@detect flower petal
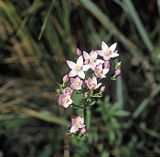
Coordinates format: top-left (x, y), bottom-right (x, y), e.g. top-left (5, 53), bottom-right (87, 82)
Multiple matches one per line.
top-left (90, 51), bottom-right (97, 60)
top-left (110, 51), bottom-right (119, 58)
top-left (95, 83), bottom-right (102, 89)
top-left (69, 70), bottom-right (77, 77)
top-left (101, 41), bottom-right (108, 51)
top-left (72, 118), bottom-right (76, 126)
top-left (110, 43), bottom-right (117, 52)
top-left (80, 117), bottom-right (84, 125)
top-left (97, 50), bottom-right (104, 57)
top-left (70, 125), bottom-right (79, 133)
top-left (83, 65), bottom-right (90, 71)
top-left (66, 60), bottom-right (76, 69)
top-left (95, 59), bottom-right (104, 65)
top-left (78, 71), bottom-right (85, 79)
top-left (103, 55), bottom-right (110, 61)
top-left (83, 51), bottom-right (90, 61)
top-left (77, 55), bottom-right (83, 66)
top-left (103, 68), bottom-right (109, 75)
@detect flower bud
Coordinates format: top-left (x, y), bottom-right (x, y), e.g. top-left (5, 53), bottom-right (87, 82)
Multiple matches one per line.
top-left (80, 127), bottom-right (86, 134)
top-left (63, 75), bottom-right (69, 83)
top-left (100, 86), bottom-right (105, 93)
top-left (76, 48), bottom-right (81, 56)
top-left (84, 92), bottom-right (89, 98)
top-left (115, 69), bottom-right (121, 77)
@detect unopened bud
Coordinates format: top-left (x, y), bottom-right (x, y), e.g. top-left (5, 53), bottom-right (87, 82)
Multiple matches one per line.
top-left (76, 48), bottom-right (81, 56)
top-left (63, 75), bottom-right (69, 83)
top-left (80, 127), bottom-right (86, 134)
top-left (84, 92), bottom-right (89, 98)
top-left (100, 86), bottom-right (105, 93)
top-left (115, 69), bottom-right (121, 77)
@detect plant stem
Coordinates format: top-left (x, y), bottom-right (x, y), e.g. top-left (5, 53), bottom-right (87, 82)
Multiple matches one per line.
top-left (84, 104), bottom-right (87, 126)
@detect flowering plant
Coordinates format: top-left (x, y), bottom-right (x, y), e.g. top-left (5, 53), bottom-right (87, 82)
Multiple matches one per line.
top-left (57, 41), bottom-right (121, 137)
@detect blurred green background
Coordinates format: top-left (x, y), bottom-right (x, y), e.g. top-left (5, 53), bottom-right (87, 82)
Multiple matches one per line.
top-left (0, 0), bottom-right (160, 156)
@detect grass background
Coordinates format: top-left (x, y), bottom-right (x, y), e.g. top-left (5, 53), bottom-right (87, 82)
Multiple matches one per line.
top-left (0, 0), bottom-right (160, 156)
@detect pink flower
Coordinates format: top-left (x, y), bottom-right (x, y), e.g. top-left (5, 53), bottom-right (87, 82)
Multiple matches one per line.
top-left (94, 63), bottom-right (109, 78)
top-left (70, 77), bottom-right (83, 90)
top-left (58, 94), bottom-right (73, 108)
top-left (63, 75), bottom-right (69, 83)
top-left (70, 116), bottom-right (85, 133)
top-left (98, 41), bottom-right (119, 60)
top-left (85, 76), bottom-right (101, 90)
top-left (83, 51), bottom-right (104, 70)
top-left (63, 87), bottom-right (73, 96)
top-left (66, 55), bottom-right (90, 79)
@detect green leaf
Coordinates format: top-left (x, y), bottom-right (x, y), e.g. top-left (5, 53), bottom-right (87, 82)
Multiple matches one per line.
top-left (71, 91), bottom-right (84, 106)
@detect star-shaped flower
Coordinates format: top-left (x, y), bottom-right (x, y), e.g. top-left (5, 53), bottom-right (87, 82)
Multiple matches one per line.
top-left (67, 55), bottom-right (90, 79)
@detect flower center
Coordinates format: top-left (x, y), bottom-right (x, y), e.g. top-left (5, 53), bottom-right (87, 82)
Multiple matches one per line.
top-left (97, 68), bottom-right (102, 76)
top-left (76, 120), bottom-right (81, 127)
top-left (75, 81), bottom-right (80, 87)
top-left (65, 89), bottom-right (70, 94)
top-left (105, 48), bottom-right (110, 56)
top-left (63, 97), bottom-right (69, 104)
top-left (76, 65), bottom-right (82, 71)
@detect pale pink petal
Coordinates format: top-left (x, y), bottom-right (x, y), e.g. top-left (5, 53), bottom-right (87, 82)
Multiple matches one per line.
top-left (93, 77), bottom-right (97, 84)
top-left (70, 125), bottom-right (79, 133)
top-left (63, 99), bottom-right (72, 108)
top-left (101, 41), bottom-right (108, 51)
top-left (109, 43), bottom-right (117, 52)
top-left (78, 71), bottom-right (85, 79)
top-left (103, 68), bottom-right (109, 75)
top-left (83, 64), bottom-right (90, 71)
top-left (103, 55), bottom-right (110, 60)
top-left (91, 64), bottom-right (96, 70)
top-left (83, 51), bottom-right (90, 60)
top-left (95, 83), bottom-right (102, 89)
top-left (66, 60), bottom-right (76, 69)
top-left (77, 55), bottom-right (83, 66)
top-left (80, 117), bottom-right (84, 124)
top-left (110, 51), bottom-right (119, 58)
top-left (95, 59), bottom-right (104, 65)
top-left (90, 51), bottom-right (97, 60)
top-left (97, 50), bottom-right (104, 57)
top-left (72, 118), bottom-right (76, 125)
top-left (69, 70), bottom-right (77, 77)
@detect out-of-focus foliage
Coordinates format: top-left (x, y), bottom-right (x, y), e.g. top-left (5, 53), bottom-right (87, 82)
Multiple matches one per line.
top-left (0, 0), bottom-right (160, 156)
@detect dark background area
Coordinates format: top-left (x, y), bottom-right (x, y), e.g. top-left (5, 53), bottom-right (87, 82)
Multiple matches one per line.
top-left (0, 0), bottom-right (160, 156)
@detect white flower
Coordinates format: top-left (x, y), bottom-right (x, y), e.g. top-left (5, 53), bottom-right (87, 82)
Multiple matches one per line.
top-left (66, 55), bottom-right (90, 79)
top-left (98, 41), bottom-right (119, 60)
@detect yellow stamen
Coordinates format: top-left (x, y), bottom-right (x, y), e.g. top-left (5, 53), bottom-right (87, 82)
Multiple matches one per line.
top-left (76, 120), bottom-right (81, 127)
top-left (63, 98), bottom-right (69, 104)
top-left (105, 48), bottom-right (110, 56)
top-left (76, 65), bottom-right (82, 71)
top-left (97, 68), bottom-right (102, 75)
top-left (65, 89), bottom-right (70, 94)
top-left (75, 81), bottom-right (80, 87)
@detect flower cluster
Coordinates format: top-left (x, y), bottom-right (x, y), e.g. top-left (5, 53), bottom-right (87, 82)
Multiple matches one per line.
top-left (57, 41), bottom-right (121, 135)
